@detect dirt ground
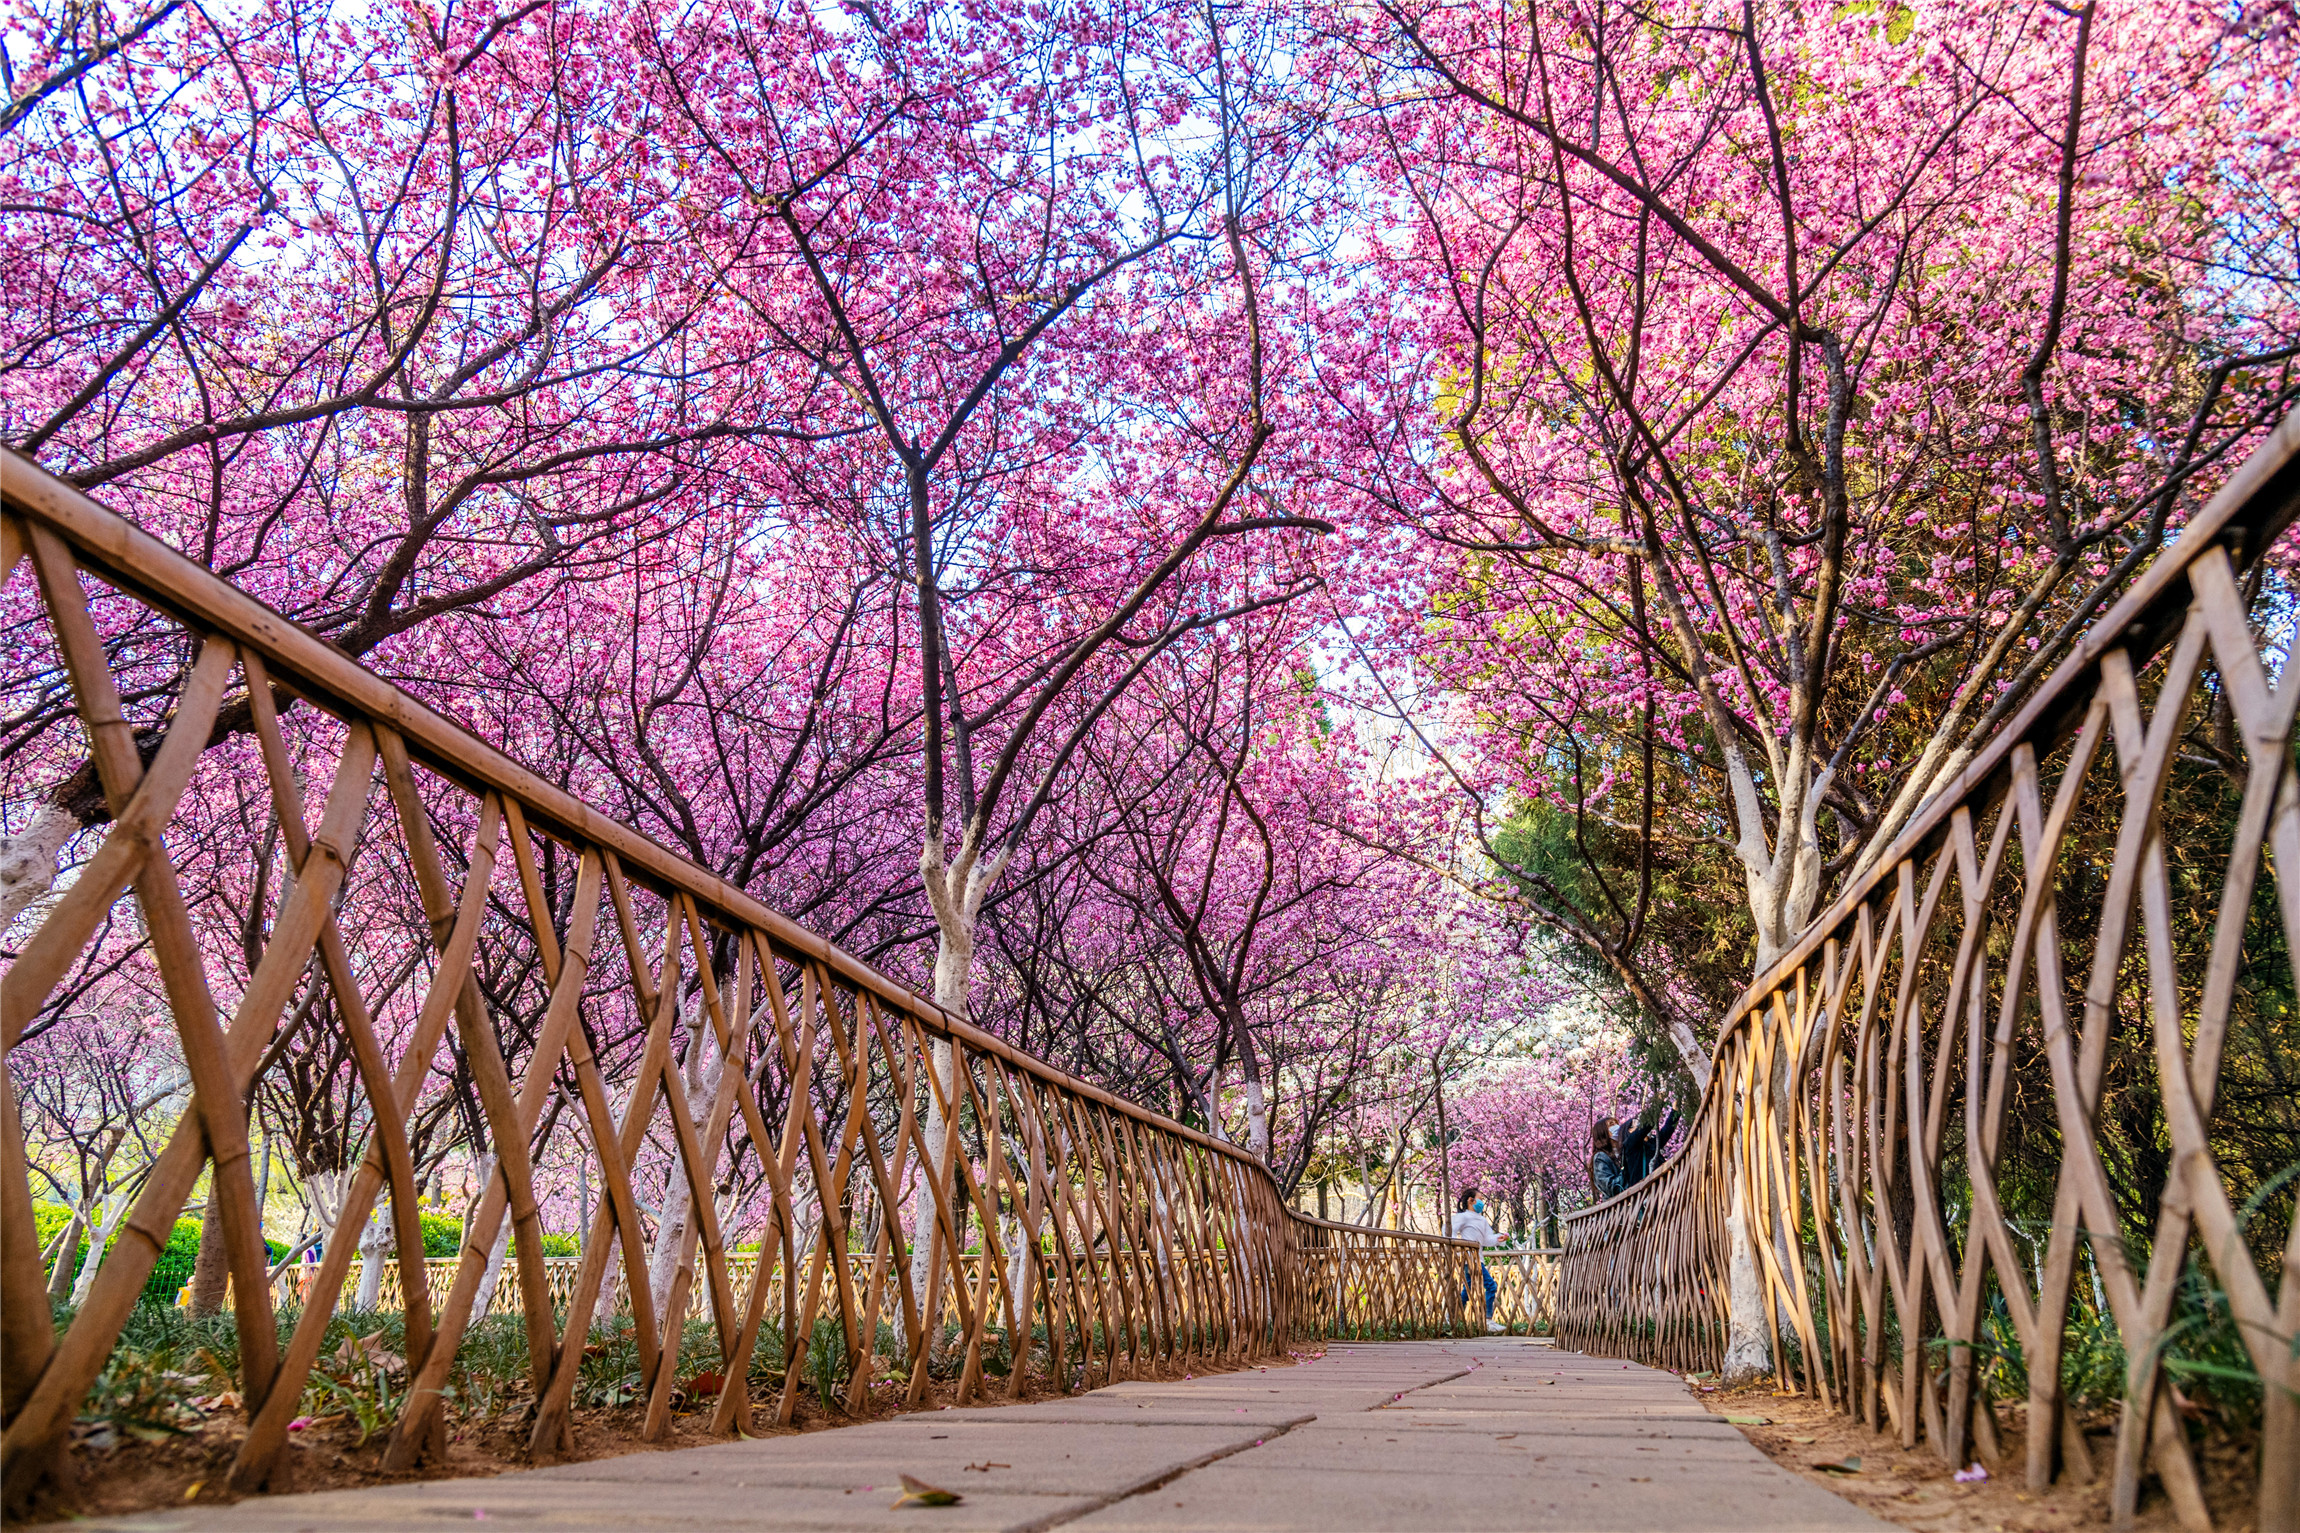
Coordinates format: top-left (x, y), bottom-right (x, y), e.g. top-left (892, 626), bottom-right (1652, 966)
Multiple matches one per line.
top-left (1699, 1379), bottom-right (2260, 1533)
top-left (16, 1345), bottom-right (1324, 1525)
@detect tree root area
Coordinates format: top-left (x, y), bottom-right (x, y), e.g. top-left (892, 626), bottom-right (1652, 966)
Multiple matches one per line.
top-left (1702, 1381), bottom-right (2260, 1532)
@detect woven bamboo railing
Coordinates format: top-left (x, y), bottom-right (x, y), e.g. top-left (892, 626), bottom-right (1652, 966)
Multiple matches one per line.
top-left (1483, 1248), bottom-right (1559, 1334)
top-left (1559, 405), bottom-right (2300, 1532)
top-left (0, 446), bottom-right (1475, 1502)
top-left (258, 1245), bottom-right (1559, 1333)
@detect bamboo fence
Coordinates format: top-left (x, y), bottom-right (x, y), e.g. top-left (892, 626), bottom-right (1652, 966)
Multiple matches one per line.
top-left (0, 446), bottom-right (1477, 1501)
top-left (1558, 406), bottom-right (2300, 1532)
top-left (260, 1246), bottom-right (1559, 1333)
top-left (1483, 1249), bottom-right (1559, 1335)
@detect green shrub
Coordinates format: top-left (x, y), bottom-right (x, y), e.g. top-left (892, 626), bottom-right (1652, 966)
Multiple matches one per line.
top-left (392, 1210), bottom-right (572, 1259)
top-left (36, 1205), bottom-right (285, 1306)
top-left (59, 1304), bottom-right (747, 1445)
top-left (147, 1217), bottom-right (203, 1305)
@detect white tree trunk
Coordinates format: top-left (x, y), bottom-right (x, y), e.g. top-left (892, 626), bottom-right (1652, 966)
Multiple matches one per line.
top-left (1666, 1018), bottom-right (1712, 1091)
top-left (1242, 1075), bottom-right (1269, 1163)
top-left (1731, 747), bottom-right (1832, 976)
top-left (1721, 1171), bottom-right (1771, 1383)
top-left (352, 1201), bottom-right (391, 1309)
top-left (1001, 1211), bottom-right (1027, 1327)
top-left (908, 824), bottom-right (1014, 1362)
top-left (907, 933), bottom-right (971, 1348)
top-left (0, 800), bottom-right (75, 937)
top-left (306, 1166), bottom-right (352, 1250)
top-left (45, 1205), bottom-right (86, 1301)
top-left (599, 1231), bottom-right (625, 1320)
top-left (461, 1152), bottom-right (516, 1319)
top-left (471, 1214), bottom-right (514, 1319)
top-left (649, 993), bottom-right (723, 1315)
top-left (69, 1185), bottom-right (138, 1305)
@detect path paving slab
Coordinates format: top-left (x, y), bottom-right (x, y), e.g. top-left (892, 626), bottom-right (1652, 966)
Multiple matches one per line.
top-left (1239, 1424), bottom-right (1761, 1471)
top-left (68, 1339), bottom-right (1892, 1532)
top-left (514, 1418), bottom-right (1274, 1496)
top-left (1062, 1458), bottom-right (1876, 1532)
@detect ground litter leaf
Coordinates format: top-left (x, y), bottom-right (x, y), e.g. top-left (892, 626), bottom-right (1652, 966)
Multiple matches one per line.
top-left (892, 1474), bottom-right (963, 1508)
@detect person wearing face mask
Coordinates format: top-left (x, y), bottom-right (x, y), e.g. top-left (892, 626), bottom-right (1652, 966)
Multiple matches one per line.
top-left (1591, 1119), bottom-right (1625, 1200)
top-left (1451, 1187), bottom-right (1504, 1333)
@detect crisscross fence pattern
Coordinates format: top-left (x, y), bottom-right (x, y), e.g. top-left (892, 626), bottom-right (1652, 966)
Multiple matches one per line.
top-left (263, 1252), bottom-right (979, 1321)
top-left (1559, 406), bottom-right (2300, 1531)
top-left (275, 1241), bottom-right (1488, 1340)
top-left (0, 447), bottom-right (1472, 1501)
top-left (1291, 1218), bottom-right (1492, 1339)
top-left (1483, 1249), bottom-right (1560, 1335)
top-left (264, 1237), bottom-right (1505, 1338)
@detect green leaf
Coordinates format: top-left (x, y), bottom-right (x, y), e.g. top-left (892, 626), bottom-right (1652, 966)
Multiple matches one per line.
top-left (891, 1473), bottom-right (963, 1508)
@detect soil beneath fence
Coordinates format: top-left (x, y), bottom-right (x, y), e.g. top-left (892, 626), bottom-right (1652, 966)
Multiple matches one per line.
top-left (17, 1345), bottom-right (1323, 1525)
top-left (1702, 1379), bottom-right (2261, 1533)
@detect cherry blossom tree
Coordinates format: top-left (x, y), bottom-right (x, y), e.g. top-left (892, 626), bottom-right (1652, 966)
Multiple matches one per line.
top-left (0, 0), bottom-right (800, 925)
top-left (1075, 624), bottom-right (1404, 1162)
top-left (1444, 1046), bottom-right (1634, 1243)
top-left (1321, 0), bottom-right (2300, 1377)
top-left (608, 0), bottom-right (1361, 1302)
top-left (1330, 0), bottom-right (2300, 1075)
top-left (13, 1007), bottom-right (187, 1302)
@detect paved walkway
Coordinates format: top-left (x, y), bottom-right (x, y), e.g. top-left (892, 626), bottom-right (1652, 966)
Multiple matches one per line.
top-left (84, 1340), bottom-right (1891, 1532)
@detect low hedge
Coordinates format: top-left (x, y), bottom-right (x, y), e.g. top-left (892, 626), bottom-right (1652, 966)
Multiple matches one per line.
top-left (38, 1203), bottom-right (584, 1306)
top-left (36, 1205), bottom-right (286, 1306)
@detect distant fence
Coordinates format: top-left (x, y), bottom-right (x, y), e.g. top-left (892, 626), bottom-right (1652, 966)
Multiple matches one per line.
top-left (0, 445), bottom-right (1473, 1506)
top-left (1560, 409), bottom-right (2300, 1533)
top-left (1484, 1249), bottom-right (1559, 1334)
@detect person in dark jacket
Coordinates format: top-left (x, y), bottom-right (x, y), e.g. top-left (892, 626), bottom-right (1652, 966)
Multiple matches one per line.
top-left (1619, 1103), bottom-right (1681, 1185)
top-left (1590, 1119), bottom-right (1625, 1200)
top-left (1652, 1104), bottom-right (1682, 1171)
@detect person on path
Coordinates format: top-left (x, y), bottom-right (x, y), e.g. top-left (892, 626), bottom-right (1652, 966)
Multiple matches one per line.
top-left (1590, 1120), bottom-right (1625, 1201)
top-left (1620, 1103), bottom-right (1682, 1185)
top-left (1450, 1188), bottom-right (1503, 1333)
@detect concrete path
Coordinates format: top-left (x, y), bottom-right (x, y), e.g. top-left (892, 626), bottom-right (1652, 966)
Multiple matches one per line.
top-left (80, 1341), bottom-right (1893, 1532)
